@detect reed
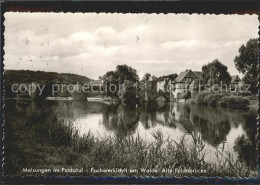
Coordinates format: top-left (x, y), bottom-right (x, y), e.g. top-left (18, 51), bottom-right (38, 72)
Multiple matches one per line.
top-left (39, 119), bottom-right (256, 177)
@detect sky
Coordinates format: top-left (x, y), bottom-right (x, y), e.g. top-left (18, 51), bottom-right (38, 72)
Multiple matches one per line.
top-left (4, 13), bottom-right (258, 79)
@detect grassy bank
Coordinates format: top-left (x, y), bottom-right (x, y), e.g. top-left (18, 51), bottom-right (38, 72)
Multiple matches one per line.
top-left (187, 92), bottom-right (250, 109)
top-left (6, 120), bottom-right (255, 177)
top-left (24, 131), bottom-right (256, 177)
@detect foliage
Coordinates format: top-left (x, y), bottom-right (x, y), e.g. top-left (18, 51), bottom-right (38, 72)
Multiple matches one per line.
top-left (6, 118), bottom-right (256, 177)
top-left (115, 64), bottom-right (139, 83)
top-left (5, 70), bottom-right (91, 84)
top-left (118, 81), bottom-right (139, 107)
top-left (234, 134), bottom-right (257, 169)
top-left (141, 73), bottom-right (152, 81)
top-left (102, 71), bottom-right (119, 98)
top-left (218, 95), bottom-right (250, 108)
top-left (4, 70), bottom-right (92, 99)
top-left (138, 73), bottom-right (159, 102)
top-left (234, 39), bottom-right (258, 74)
top-left (234, 38), bottom-right (258, 94)
top-left (202, 93), bottom-right (225, 106)
top-left (195, 92), bottom-right (211, 105)
top-left (102, 65), bottom-right (140, 99)
top-left (143, 81), bottom-right (158, 101)
top-left (193, 92), bottom-right (249, 109)
top-left (202, 59), bottom-right (231, 85)
top-left (151, 75), bottom-right (158, 81)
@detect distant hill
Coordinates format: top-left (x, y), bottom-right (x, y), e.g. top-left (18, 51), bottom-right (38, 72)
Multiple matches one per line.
top-left (4, 70), bottom-right (91, 84)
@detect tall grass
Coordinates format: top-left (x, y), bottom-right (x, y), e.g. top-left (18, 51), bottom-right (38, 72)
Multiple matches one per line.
top-left (33, 118), bottom-right (256, 177)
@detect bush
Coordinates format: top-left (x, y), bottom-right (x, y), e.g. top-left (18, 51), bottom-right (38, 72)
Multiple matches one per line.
top-left (237, 92), bottom-right (252, 97)
top-left (218, 95), bottom-right (249, 108)
top-left (193, 92), bottom-right (249, 109)
top-left (121, 90), bottom-right (137, 106)
top-left (195, 91), bottom-right (209, 105)
top-left (203, 93), bottom-right (225, 106)
top-left (195, 92), bottom-right (223, 105)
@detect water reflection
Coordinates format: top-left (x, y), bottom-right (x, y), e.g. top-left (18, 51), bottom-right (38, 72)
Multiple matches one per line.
top-left (4, 99), bottom-right (257, 175)
top-left (102, 105), bottom-right (140, 136)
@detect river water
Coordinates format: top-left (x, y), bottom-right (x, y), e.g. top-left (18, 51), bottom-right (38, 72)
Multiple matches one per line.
top-left (4, 99), bottom-right (257, 174)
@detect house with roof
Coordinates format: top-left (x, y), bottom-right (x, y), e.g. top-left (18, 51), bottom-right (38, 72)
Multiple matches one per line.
top-left (156, 74), bottom-right (178, 93)
top-left (231, 75), bottom-right (241, 85)
top-left (172, 69), bottom-right (202, 99)
top-left (90, 79), bottom-right (103, 86)
top-left (156, 76), bottom-right (166, 92)
top-left (230, 75), bottom-right (241, 90)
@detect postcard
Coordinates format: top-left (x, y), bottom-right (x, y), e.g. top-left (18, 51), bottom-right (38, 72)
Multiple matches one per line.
top-left (1, 1), bottom-right (259, 183)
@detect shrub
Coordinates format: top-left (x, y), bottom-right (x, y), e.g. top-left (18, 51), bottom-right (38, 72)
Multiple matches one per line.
top-left (121, 90), bottom-right (137, 106)
top-left (237, 92), bottom-right (252, 97)
top-left (194, 92), bottom-right (249, 108)
top-left (203, 93), bottom-right (225, 106)
top-left (218, 95), bottom-right (249, 108)
top-left (195, 91), bottom-right (223, 105)
top-left (195, 91), bottom-right (209, 105)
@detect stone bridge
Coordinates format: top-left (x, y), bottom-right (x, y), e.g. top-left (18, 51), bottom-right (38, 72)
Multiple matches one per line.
top-left (136, 90), bottom-right (171, 102)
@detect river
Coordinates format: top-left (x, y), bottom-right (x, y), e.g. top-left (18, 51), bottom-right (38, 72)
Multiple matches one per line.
top-left (4, 99), bottom-right (257, 174)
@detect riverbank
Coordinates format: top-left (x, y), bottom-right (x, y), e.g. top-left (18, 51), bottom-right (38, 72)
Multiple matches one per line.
top-left (18, 129), bottom-right (256, 177)
top-left (249, 99), bottom-right (258, 108)
top-left (44, 96), bottom-right (118, 103)
top-left (45, 97), bottom-right (73, 101)
top-left (185, 92), bottom-right (254, 109)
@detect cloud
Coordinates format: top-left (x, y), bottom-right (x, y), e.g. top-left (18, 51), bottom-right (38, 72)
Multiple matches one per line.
top-left (3, 13), bottom-right (258, 79)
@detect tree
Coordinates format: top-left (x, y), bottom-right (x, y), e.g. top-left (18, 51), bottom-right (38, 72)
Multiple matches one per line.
top-left (151, 75), bottom-right (158, 81)
top-left (202, 59), bottom-right (231, 85)
top-left (102, 65), bottom-right (140, 99)
top-left (234, 38), bottom-right (258, 94)
top-left (115, 64), bottom-right (139, 83)
top-left (141, 73), bottom-right (151, 81)
top-left (102, 71), bottom-right (119, 98)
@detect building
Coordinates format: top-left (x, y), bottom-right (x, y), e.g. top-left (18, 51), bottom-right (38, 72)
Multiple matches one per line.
top-left (90, 79), bottom-right (103, 86)
top-left (172, 69), bottom-right (202, 99)
top-left (230, 75), bottom-right (241, 90)
top-left (156, 77), bottom-right (166, 92)
top-left (231, 75), bottom-right (241, 85)
top-left (156, 74), bottom-right (178, 93)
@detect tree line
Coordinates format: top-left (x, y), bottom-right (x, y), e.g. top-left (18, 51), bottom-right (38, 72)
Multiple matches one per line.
top-left (5, 70), bottom-right (91, 84)
top-left (4, 38), bottom-right (257, 100)
top-left (101, 38), bottom-right (258, 100)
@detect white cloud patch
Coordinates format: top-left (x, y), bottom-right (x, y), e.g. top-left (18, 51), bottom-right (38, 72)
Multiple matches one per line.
top-left (3, 13), bottom-right (258, 79)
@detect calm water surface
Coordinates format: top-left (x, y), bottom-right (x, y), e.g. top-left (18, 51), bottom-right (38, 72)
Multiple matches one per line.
top-left (5, 99), bottom-right (257, 172)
